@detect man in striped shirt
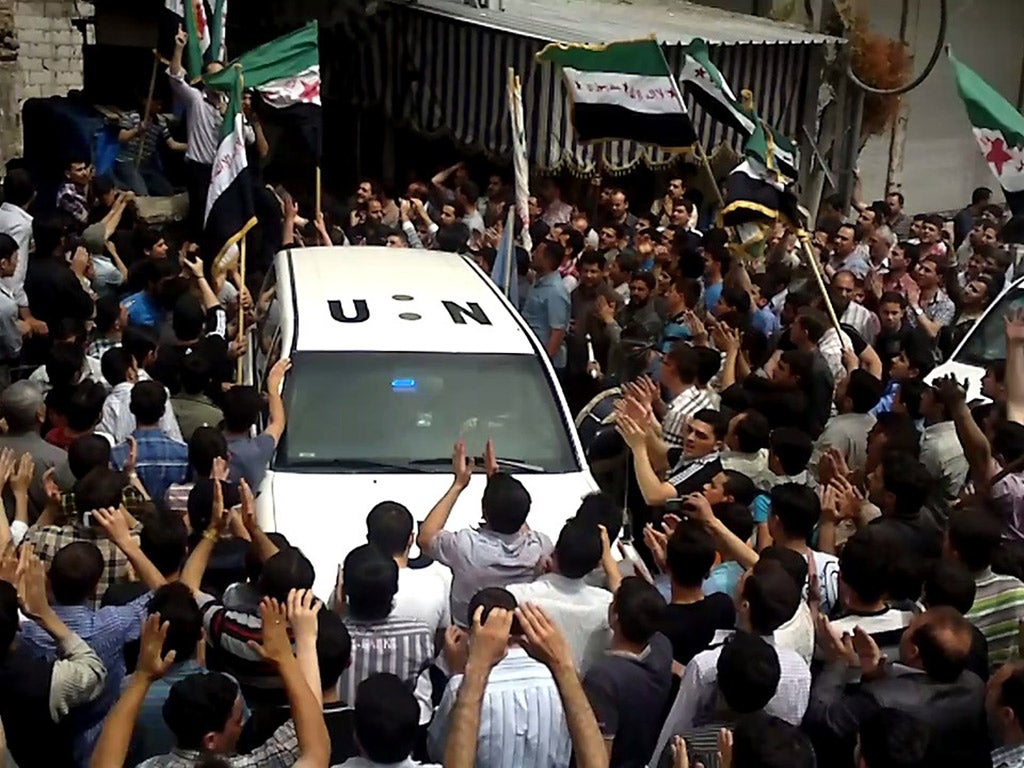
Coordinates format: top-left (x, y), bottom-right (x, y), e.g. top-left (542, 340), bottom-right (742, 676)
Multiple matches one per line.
top-left (428, 588), bottom-right (571, 768)
top-left (660, 343), bottom-right (715, 449)
top-left (337, 544), bottom-right (434, 708)
top-left (948, 506), bottom-right (1024, 669)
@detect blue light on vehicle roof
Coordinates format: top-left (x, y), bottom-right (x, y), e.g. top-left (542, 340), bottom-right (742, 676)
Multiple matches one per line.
top-left (391, 378), bottom-right (417, 392)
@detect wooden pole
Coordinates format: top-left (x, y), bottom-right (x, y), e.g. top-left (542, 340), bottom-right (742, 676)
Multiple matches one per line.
top-left (236, 235), bottom-right (247, 383)
top-left (136, 50), bottom-right (160, 169)
top-left (315, 166), bottom-right (322, 218)
top-left (797, 229), bottom-right (849, 350)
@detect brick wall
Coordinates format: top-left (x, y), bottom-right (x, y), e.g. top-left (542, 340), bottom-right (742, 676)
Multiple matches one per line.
top-left (0, 0), bottom-right (92, 161)
top-left (15, 0), bottom-right (92, 101)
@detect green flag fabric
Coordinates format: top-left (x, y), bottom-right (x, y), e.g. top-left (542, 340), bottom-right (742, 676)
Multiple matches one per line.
top-left (949, 50), bottom-right (1024, 210)
top-left (678, 38), bottom-right (756, 137)
top-left (537, 38), bottom-right (696, 148)
top-left (205, 22), bottom-right (322, 157)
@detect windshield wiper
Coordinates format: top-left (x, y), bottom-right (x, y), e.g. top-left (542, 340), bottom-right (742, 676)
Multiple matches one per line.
top-left (285, 458), bottom-right (427, 473)
top-left (408, 457), bottom-right (545, 473)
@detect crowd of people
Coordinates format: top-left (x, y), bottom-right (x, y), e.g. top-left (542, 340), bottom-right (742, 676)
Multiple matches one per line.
top-left (2, 17), bottom-right (1024, 768)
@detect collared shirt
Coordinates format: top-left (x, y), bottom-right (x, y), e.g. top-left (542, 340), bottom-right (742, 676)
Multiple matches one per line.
top-left (86, 335), bottom-right (120, 362)
top-left (136, 719), bottom-right (298, 768)
top-left (171, 392), bottom-right (224, 441)
top-left (719, 449), bottom-right (772, 489)
top-left (25, 521), bottom-right (141, 609)
top-left (394, 563), bottom-right (451, 633)
top-left (21, 593), bottom-right (151, 762)
top-left (920, 420), bottom-right (969, 505)
top-left (993, 744), bottom-right (1024, 768)
top-left (427, 527), bottom-right (553, 628)
top-left (167, 68), bottom-right (222, 165)
top-left (428, 647), bottom-right (571, 768)
top-left (908, 289), bottom-right (956, 328)
top-left (508, 573), bottom-right (612, 672)
top-left (337, 759), bottom-right (441, 768)
top-left (101, 381), bottom-right (184, 445)
top-left (812, 412), bottom-right (877, 473)
top-left (702, 560), bottom-right (744, 599)
top-left (666, 452), bottom-right (723, 497)
top-left (0, 282), bottom-right (22, 358)
top-left (117, 111), bottom-right (171, 164)
top-left (968, 567), bottom-right (1024, 668)
top-left (818, 327), bottom-right (854, 385)
top-left (110, 427), bottom-right (189, 502)
top-left (840, 301), bottom-right (880, 345)
top-left (28, 354), bottom-right (106, 394)
top-left (521, 271), bottom-right (571, 369)
top-left (338, 614), bottom-right (434, 707)
top-left (123, 290), bottom-right (163, 329)
top-left (57, 182), bottom-right (89, 224)
top-left (662, 386), bottom-right (715, 448)
top-left (993, 470), bottom-right (1024, 543)
top-left (0, 201), bottom-right (32, 305)
top-left (650, 634), bottom-right (810, 765)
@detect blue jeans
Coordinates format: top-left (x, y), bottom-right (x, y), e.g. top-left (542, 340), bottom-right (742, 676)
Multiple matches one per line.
top-left (113, 159), bottom-right (174, 197)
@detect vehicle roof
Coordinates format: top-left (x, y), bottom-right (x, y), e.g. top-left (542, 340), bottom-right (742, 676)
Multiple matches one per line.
top-left (280, 247), bottom-right (536, 354)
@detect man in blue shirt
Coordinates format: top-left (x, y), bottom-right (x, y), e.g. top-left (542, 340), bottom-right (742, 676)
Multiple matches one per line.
top-left (122, 258), bottom-right (177, 329)
top-left (521, 241), bottom-right (570, 375)
top-left (701, 242), bottom-right (728, 313)
top-left (20, 541), bottom-right (152, 764)
top-left (111, 380), bottom-right (189, 501)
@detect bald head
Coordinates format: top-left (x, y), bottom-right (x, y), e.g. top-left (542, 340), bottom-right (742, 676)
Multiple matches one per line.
top-left (901, 606), bottom-right (974, 682)
top-left (1, 381), bottom-right (44, 433)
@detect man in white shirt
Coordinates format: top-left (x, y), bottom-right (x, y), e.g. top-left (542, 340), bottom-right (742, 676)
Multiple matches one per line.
top-left (508, 519), bottom-right (612, 672)
top-left (0, 169), bottom-right (47, 337)
top-left (428, 588), bottom-right (571, 768)
top-left (650, 559), bottom-right (811, 764)
top-left (660, 344), bottom-right (715, 449)
top-left (97, 347), bottom-right (182, 444)
top-left (832, 270), bottom-right (880, 345)
top-left (364, 501), bottom-right (450, 634)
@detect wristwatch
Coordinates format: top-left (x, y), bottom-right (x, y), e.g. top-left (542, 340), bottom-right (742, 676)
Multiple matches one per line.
top-left (913, 306), bottom-right (924, 317)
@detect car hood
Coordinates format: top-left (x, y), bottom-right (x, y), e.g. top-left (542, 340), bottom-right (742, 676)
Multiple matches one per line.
top-left (925, 360), bottom-right (988, 404)
top-left (257, 470), bottom-right (600, 600)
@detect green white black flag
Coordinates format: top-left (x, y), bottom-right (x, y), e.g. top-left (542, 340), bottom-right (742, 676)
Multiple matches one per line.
top-left (537, 38), bottom-right (696, 148)
top-left (678, 38), bottom-right (756, 137)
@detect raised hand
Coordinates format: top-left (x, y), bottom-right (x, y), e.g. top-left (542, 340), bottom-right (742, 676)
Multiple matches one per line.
top-left (136, 614), bottom-right (177, 681)
top-left (467, 605), bottom-right (512, 670)
top-left (1006, 308), bottom-right (1024, 345)
top-left (249, 597), bottom-right (294, 667)
top-left (287, 588), bottom-right (321, 645)
top-left (175, 24), bottom-right (188, 49)
top-left (239, 478), bottom-right (258, 534)
top-left (483, 438), bottom-right (499, 477)
top-left (93, 507), bottom-right (134, 550)
top-left (452, 439), bottom-right (475, 490)
top-left (516, 602), bottom-right (574, 672)
top-left (9, 452), bottom-right (33, 496)
top-left (614, 413), bottom-right (647, 451)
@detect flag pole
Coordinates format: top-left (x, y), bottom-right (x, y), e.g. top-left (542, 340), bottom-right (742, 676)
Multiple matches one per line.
top-left (315, 166), bottom-right (322, 217)
top-left (655, 44), bottom-right (724, 211)
top-left (236, 234), bottom-right (247, 383)
top-left (796, 228), bottom-right (849, 350)
top-left (136, 50), bottom-right (160, 169)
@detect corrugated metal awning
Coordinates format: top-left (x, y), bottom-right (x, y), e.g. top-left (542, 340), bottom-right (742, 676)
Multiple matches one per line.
top-left (398, 0), bottom-right (842, 46)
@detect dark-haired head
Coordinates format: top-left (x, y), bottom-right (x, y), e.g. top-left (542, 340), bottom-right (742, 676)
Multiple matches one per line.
top-left (481, 473), bottom-right (531, 534)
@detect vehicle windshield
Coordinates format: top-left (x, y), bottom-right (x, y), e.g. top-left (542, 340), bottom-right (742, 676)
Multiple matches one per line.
top-left (275, 351), bottom-right (579, 473)
top-left (954, 286), bottom-right (1024, 366)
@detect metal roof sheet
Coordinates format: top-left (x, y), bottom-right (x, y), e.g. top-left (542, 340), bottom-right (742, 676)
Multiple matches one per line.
top-left (400, 0), bottom-right (842, 46)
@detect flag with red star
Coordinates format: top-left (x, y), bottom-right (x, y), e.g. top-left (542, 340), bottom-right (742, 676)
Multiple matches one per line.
top-left (679, 38), bottom-right (756, 138)
top-left (950, 50), bottom-right (1024, 214)
top-left (209, 22), bottom-right (322, 158)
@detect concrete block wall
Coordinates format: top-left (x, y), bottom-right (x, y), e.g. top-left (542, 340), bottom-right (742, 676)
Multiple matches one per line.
top-left (14, 0), bottom-right (91, 101)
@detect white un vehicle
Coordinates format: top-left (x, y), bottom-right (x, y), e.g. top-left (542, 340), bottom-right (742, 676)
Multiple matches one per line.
top-left (247, 246), bottom-right (599, 599)
top-left (927, 273), bottom-right (1024, 401)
